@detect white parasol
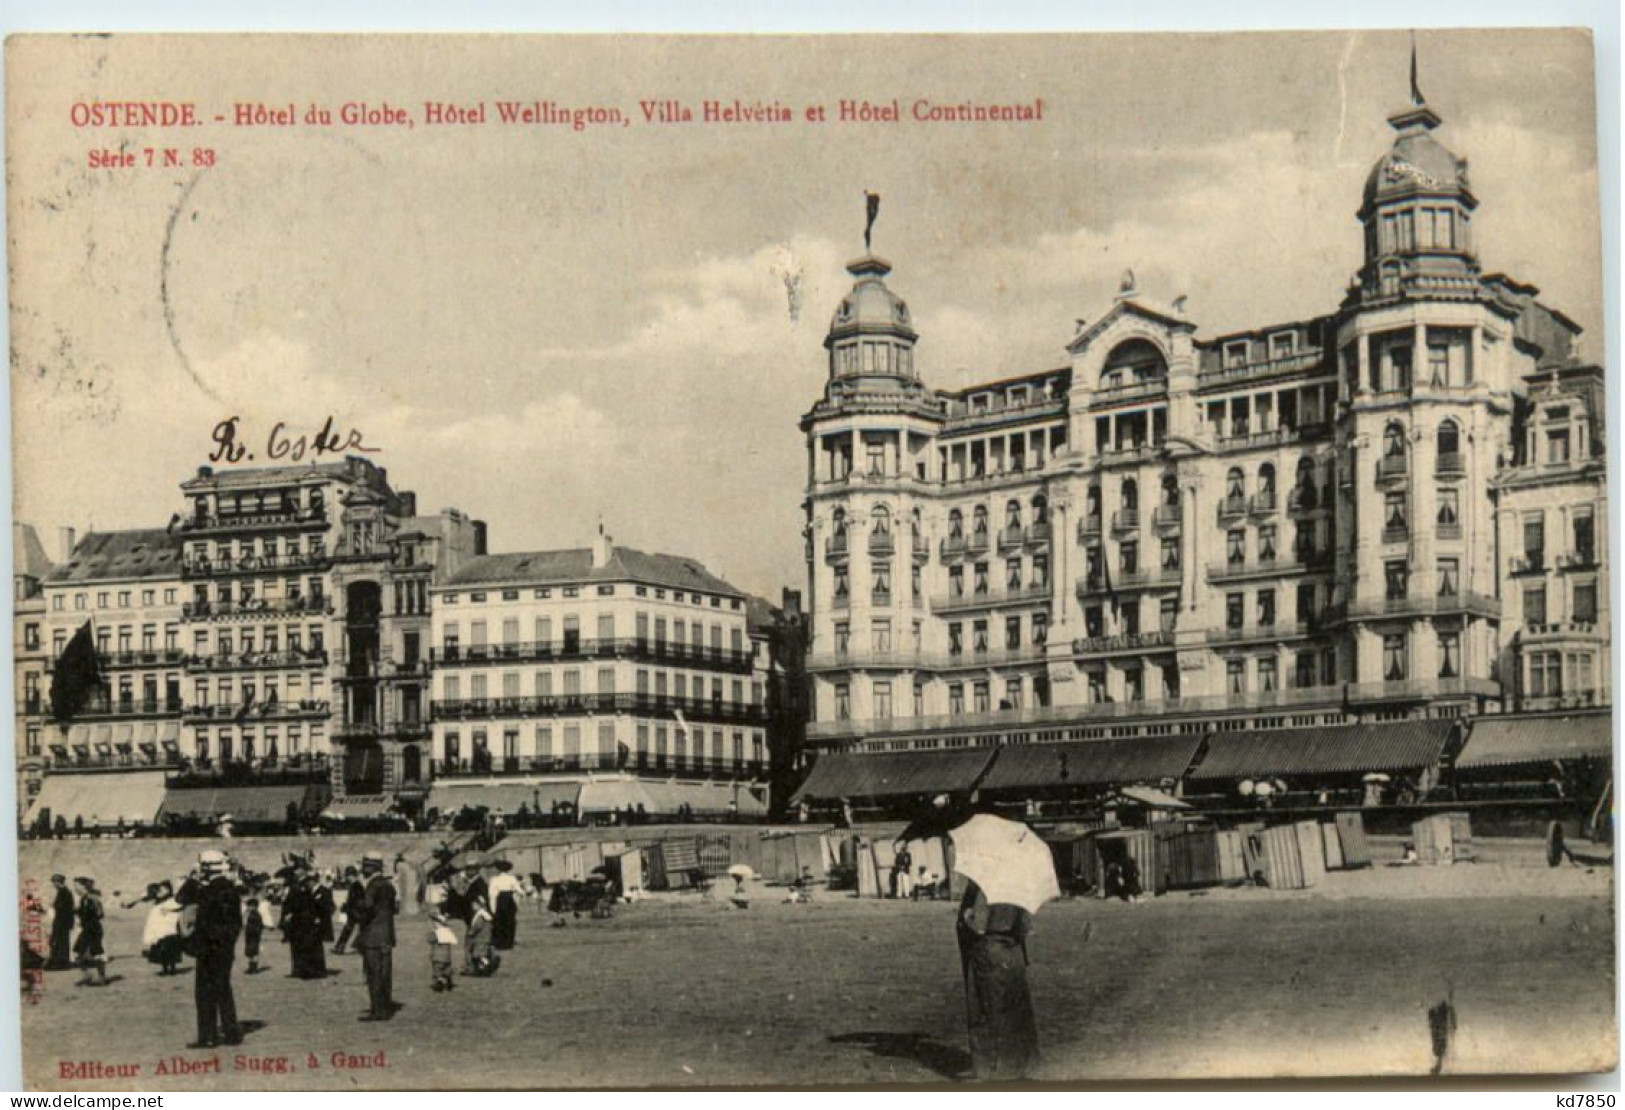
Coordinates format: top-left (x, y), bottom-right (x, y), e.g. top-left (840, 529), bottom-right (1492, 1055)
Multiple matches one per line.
top-left (948, 813), bottom-right (1061, 915)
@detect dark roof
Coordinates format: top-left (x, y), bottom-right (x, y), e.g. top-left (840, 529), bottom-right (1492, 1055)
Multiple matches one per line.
top-left (1456, 713), bottom-right (1613, 769)
top-left (44, 529), bottom-right (183, 584)
top-left (1190, 720), bottom-right (1457, 780)
top-left (180, 459), bottom-right (374, 491)
top-left (442, 544), bottom-right (743, 598)
top-left (979, 735), bottom-right (1204, 791)
top-left (13, 524), bottom-right (52, 579)
top-left (790, 747), bottom-right (997, 802)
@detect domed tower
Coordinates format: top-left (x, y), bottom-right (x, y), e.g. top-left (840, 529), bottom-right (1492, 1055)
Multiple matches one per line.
top-left (1332, 54), bottom-right (1515, 717)
top-left (800, 250), bottom-right (944, 747)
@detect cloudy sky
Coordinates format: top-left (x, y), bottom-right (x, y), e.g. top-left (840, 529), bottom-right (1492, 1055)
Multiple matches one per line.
top-left (8, 30), bottom-right (1602, 597)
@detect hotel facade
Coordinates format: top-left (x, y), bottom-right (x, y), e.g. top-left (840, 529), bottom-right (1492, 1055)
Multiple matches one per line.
top-left (799, 88), bottom-right (1609, 771)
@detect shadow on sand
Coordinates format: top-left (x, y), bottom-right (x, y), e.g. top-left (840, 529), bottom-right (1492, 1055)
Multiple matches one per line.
top-left (828, 1031), bottom-right (970, 1081)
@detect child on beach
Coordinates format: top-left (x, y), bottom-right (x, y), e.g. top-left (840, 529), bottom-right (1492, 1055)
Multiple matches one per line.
top-left (243, 895), bottom-right (265, 974)
top-left (463, 902), bottom-right (499, 977)
top-left (428, 911), bottom-right (457, 992)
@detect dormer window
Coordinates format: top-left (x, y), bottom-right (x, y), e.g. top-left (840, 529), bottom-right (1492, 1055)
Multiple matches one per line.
top-left (1223, 341), bottom-right (1248, 368)
top-left (1268, 333), bottom-right (1295, 360)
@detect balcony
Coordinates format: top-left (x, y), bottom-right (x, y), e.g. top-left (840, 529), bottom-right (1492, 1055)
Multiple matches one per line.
top-left (964, 532), bottom-right (991, 555)
top-left (1076, 566), bottom-right (1181, 596)
top-left (939, 535), bottom-right (967, 560)
top-left (1072, 630), bottom-right (1174, 655)
top-left (1216, 424), bottom-right (1331, 451)
top-left (1436, 521), bottom-right (1463, 542)
top-left (82, 648), bottom-right (188, 670)
top-left (431, 753), bottom-right (766, 781)
top-left (1344, 676), bottom-right (1500, 704)
top-left (430, 637), bottom-right (754, 672)
top-left (1111, 509), bottom-right (1140, 533)
top-left (942, 393), bottom-right (1066, 434)
top-left (1077, 515), bottom-right (1103, 540)
top-left (1376, 455), bottom-right (1409, 481)
top-left (1286, 487), bottom-right (1323, 514)
top-left (183, 596), bottom-right (332, 620)
top-left (186, 649), bottom-right (329, 672)
top-left (1519, 619), bottom-right (1602, 641)
top-left (937, 644), bottom-right (1051, 669)
top-left (73, 697), bottom-right (185, 719)
top-left (1216, 496), bottom-right (1248, 522)
top-left (1249, 491), bottom-right (1278, 515)
top-left (432, 692), bottom-right (769, 726)
top-left (867, 531), bottom-right (896, 556)
top-left (1381, 525), bottom-right (1409, 546)
top-left (1345, 592), bottom-right (1501, 621)
top-left (1204, 620), bottom-right (1323, 645)
top-left (932, 582), bottom-right (1052, 613)
top-left (1090, 377), bottom-right (1166, 404)
top-left (1199, 348), bottom-right (1326, 386)
top-left (184, 698), bottom-right (331, 723)
top-left (1434, 452), bottom-right (1466, 477)
top-left (180, 506), bottom-right (329, 534)
top-left (1557, 550), bottom-right (1598, 571)
top-left (181, 551), bottom-right (331, 579)
top-left (996, 526), bottom-right (1026, 552)
top-left (1509, 553), bottom-right (1546, 576)
top-left (1152, 505), bottom-right (1182, 530)
top-left (1025, 522), bottom-right (1052, 546)
top-left (824, 534), bottom-right (849, 563)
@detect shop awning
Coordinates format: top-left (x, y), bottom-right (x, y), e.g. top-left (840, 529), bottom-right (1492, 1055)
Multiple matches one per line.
top-left (137, 723), bottom-right (159, 751)
top-left (978, 735), bottom-right (1203, 791)
top-left (113, 724), bottom-right (135, 749)
top-left (159, 721), bottom-right (182, 749)
top-left (23, 770), bottom-right (169, 826)
top-left (1457, 713), bottom-right (1614, 770)
top-left (639, 779), bottom-right (768, 817)
top-left (1190, 719), bottom-right (1456, 780)
top-left (158, 783), bottom-right (329, 823)
top-left (577, 779), bottom-right (654, 813)
top-left (790, 747), bottom-right (998, 802)
top-left (425, 780), bottom-right (581, 816)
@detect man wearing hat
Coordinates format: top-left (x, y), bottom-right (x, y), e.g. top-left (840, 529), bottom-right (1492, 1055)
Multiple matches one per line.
top-left (352, 851), bottom-right (398, 1021)
top-left (46, 874), bottom-right (74, 970)
top-left (188, 849), bottom-right (243, 1047)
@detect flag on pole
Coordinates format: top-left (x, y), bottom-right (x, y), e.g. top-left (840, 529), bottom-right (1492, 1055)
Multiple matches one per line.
top-left (863, 191), bottom-right (880, 252)
top-left (50, 620), bottom-right (101, 723)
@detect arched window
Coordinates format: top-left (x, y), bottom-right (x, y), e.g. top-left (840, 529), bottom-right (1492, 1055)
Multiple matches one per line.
top-left (870, 504), bottom-right (891, 535)
top-left (1160, 473), bottom-right (1179, 507)
top-left (911, 506), bottom-right (923, 534)
top-left (1031, 493), bottom-right (1049, 525)
top-left (1295, 457), bottom-right (1318, 509)
top-left (1383, 423), bottom-right (1407, 459)
top-left (1086, 484), bottom-right (1102, 517)
top-left (972, 505), bottom-right (988, 536)
top-left (948, 508), bottom-right (963, 538)
top-left (1258, 463), bottom-right (1276, 496)
top-left (1121, 480), bottom-right (1138, 512)
top-left (1437, 420), bottom-right (1460, 457)
top-left (1100, 338), bottom-right (1169, 387)
top-left (1226, 468), bottom-right (1245, 502)
top-left (1004, 500), bottom-right (1023, 531)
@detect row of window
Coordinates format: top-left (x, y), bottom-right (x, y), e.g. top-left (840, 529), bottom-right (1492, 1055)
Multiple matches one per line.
top-left (441, 724), bottom-right (765, 764)
top-left (440, 614), bottom-right (747, 654)
top-left (1521, 580), bottom-right (1601, 626)
top-left (442, 670), bottom-right (758, 704)
top-left (52, 586), bottom-right (179, 612)
top-left (440, 585), bottom-right (743, 611)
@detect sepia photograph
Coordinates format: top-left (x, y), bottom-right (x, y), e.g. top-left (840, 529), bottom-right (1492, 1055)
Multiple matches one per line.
top-left (3, 28), bottom-right (1615, 1089)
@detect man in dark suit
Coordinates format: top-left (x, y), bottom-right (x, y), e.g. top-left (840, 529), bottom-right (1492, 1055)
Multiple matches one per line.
top-left (186, 850), bottom-right (243, 1048)
top-left (46, 875), bottom-right (74, 970)
top-left (353, 851), bottom-right (397, 1021)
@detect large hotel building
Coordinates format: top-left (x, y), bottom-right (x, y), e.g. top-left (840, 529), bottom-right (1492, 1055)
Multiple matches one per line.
top-left (797, 86), bottom-right (1609, 780)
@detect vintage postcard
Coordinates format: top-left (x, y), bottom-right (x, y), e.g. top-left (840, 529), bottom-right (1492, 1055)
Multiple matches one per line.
top-left (5, 30), bottom-right (1614, 1089)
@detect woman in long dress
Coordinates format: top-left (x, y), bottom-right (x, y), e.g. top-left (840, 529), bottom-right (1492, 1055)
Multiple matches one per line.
top-left (280, 875), bottom-right (328, 979)
top-left (955, 880), bottom-right (1039, 1080)
top-left (487, 861), bottom-right (522, 951)
top-left (72, 878), bottom-right (108, 986)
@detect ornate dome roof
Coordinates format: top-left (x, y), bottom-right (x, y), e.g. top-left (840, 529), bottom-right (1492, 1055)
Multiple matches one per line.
top-left (828, 256), bottom-right (916, 338)
top-left (1362, 106), bottom-right (1473, 211)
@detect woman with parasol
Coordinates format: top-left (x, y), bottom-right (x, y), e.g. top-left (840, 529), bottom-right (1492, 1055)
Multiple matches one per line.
top-left (944, 808), bottom-right (1059, 1081)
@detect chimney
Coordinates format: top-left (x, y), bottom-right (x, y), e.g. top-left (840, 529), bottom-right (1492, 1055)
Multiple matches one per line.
top-left (196, 465), bottom-right (213, 480)
top-left (592, 526), bottom-right (613, 569)
top-left (397, 491), bottom-right (417, 517)
top-left (58, 527), bottom-right (77, 563)
top-left (472, 520), bottom-right (488, 556)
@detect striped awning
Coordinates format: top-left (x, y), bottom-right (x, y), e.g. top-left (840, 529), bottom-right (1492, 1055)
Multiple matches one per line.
top-left (158, 783), bottom-right (328, 823)
top-left (1457, 713), bottom-right (1613, 769)
top-left (1190, 719), bottom-right (1457, 780)
top-left (978, 735), bottom-right (1203, 791)
top-left (790, 746), bottom-right (997, 802)
top-left (24, 770), bottom-right (169, 826)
